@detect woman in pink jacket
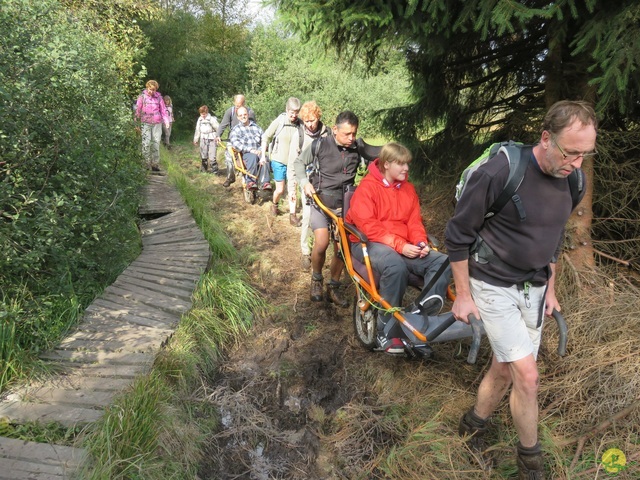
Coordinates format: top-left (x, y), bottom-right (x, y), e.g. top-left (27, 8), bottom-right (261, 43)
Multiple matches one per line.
top-left (345, 142), bottom-right (451, 353)
top-left (135, 80), bottom-right (170, 171)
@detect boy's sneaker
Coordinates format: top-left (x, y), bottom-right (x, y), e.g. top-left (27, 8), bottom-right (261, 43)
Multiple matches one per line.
top-left (376, 335), bottom-right (405, 354)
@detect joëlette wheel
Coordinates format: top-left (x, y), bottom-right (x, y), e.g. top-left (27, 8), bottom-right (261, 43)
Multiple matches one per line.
top-left (353, 292), bottom-right (377, 350)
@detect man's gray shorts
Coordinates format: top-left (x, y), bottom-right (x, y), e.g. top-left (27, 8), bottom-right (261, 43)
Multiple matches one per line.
top-left (470, 278), bottom-right (546, 362)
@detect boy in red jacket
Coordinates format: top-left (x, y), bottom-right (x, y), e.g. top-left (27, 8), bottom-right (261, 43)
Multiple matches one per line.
top-left (345, 142), bottom-right (450, 353)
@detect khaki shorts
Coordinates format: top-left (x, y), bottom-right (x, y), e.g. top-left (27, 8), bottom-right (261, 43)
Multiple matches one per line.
top-left (470, 278), bottom-right (546, 362)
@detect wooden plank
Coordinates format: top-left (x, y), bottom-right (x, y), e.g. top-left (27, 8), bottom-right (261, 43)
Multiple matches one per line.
top-left (63, 323), bottom-right (171, 341)
top-left (57, 334), bottom-right (165, 354)
top-left (132, 256), bottom-right (208, 271)
top-left (40, 350), bottom-right (154, 365)
top-left (111, 274), bottom-right (196, 301)
top-left (34, 374), bottom-right (134, 390)
top-left (0, 437), bottom-right (84, 467)
top-left (124, 263), bottom-right (201, 282)
top-left (142, 229), bottom-right (205, 244)
top-left (0, 401), bottom-right (103, 427)
top-left (85, 300), bottom-right (177, 328)
top-left (16, 387), bottom-right (115, 407)
top-left (100, 285), bottom-right (191, 315)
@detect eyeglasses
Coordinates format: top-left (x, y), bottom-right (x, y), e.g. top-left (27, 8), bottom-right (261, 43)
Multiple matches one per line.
top-left (551, 136), bottom-right (597, 161)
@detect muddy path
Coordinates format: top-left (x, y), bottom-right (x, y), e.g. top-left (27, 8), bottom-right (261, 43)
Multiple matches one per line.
top-left (190, 156), bottom-right (488, 479)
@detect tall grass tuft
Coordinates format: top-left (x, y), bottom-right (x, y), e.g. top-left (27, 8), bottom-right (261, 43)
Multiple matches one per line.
top-left (80, 373), bottom-right (203, 479)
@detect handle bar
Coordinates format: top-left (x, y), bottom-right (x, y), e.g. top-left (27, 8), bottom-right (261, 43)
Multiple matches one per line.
top-left (467, 314), bottom-right (482, 365)
top-left (552, 309), bottom-right (568, 356)
top-left (464, 309), bottom-right (567, 365)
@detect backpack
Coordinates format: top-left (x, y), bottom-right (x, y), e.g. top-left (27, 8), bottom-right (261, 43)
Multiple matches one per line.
top-left (268, 113), bottom-right (304, 157)
top-left (454, 140), bottom-right (585, 222)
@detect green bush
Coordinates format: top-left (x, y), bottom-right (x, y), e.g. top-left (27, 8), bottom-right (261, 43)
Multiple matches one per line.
top-left (0, 0), bottom-right (146, 384)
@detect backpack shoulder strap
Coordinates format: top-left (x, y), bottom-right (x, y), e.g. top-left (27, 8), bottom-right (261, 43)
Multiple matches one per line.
top-left (297, 122), bottom-right (305, 151)
top-left (486, 143), bottom-right (531, 221)
top-left (568, 168), bottom-right (586, 210)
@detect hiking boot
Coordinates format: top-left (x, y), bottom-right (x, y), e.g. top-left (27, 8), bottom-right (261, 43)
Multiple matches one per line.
top-left (200, 159), bottom-right (208, 172)
top-left (376, 335), bottom-right (405, 354)
top-left (516, 443), bottom-right (544, 480)
top-left (289, 213), bottom-right (302, 227)
top-left (223, 178), bottom-right (233, 188)
top-left (310, 277), bottom-right (323, 302)
top-left (459, 407), bottom-right (490, 453)
top-left (270, 203), bottom-right (279, 216)
top-left (326, 282), bottom-right (348, 307)
top-left (408, 294), bottom-right (443, 316)
top-left (301, 254), bottom-right (311, 270)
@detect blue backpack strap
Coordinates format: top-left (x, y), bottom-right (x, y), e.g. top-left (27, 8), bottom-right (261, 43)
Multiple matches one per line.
top-left (486, 144), bottom-right (532, 222)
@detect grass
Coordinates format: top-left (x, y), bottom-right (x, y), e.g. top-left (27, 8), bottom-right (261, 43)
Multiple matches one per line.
top-left (78, 143), bottom-right (266, 479)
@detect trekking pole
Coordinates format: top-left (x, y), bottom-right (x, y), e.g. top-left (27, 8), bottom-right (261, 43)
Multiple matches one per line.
top-left (552, 309), bottom-right (568, 356)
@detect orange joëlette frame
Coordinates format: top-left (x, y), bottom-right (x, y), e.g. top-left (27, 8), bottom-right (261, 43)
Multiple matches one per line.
top-left (312, 193), bottom-right (428, 343)
top-left (224, 142), bottom-right (257, 180)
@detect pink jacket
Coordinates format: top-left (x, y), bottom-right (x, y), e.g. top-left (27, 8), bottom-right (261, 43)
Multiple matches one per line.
top-left (135, 90), bottom-right (170, 125)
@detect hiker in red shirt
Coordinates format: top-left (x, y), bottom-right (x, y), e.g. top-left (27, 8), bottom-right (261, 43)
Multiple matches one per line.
top-left (345, 142), bottom-right (450, 353)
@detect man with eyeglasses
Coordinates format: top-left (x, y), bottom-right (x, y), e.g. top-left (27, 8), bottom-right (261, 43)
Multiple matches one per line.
top-left (445, 100), bottom-right (597, 478)
top-left (229, 106), bottom-right (266, 191)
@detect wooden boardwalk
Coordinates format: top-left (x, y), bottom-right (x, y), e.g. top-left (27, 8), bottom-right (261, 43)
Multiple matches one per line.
top-left (0, 173), bottom-right (209, 478)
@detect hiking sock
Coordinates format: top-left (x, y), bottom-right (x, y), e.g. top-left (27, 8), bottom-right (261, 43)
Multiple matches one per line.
top-left (312, 272), bottom-right (323, 282)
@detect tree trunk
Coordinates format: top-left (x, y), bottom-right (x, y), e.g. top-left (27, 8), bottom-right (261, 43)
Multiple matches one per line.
top-left (545, 21), bottom-right (597, 272)
top-left (566, 157), bottom-right (596, 269)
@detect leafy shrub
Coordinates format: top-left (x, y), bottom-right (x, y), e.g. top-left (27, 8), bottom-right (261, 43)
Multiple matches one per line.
top-left (0, 0), bottom-right (146, 382)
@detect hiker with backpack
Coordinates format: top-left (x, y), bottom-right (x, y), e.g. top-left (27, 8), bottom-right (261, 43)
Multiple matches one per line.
top-left (193, 105), bottom-right (220, 174)
top-left (134, 80), bottom-right (171, 171)
top-left (345, 142), bottom-right (451, 354)
top-left (297, 101), bottom-right (329, 269)
top-left (216, 94), bottom-right (257, 188)
top-left (294, 110), bottom-right (380, 307)
top-left (261, 97), bottom-right (303, 224)
top-left (445, 100), bottom-right (597, 479)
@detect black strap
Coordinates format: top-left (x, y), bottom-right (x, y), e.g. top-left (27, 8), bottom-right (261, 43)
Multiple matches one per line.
top-left (487, 145), bottom-right (532, 221)
top-left (568, 168), bottom-right (585, 209)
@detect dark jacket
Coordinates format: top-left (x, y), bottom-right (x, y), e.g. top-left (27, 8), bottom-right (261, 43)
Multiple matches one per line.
top-left (445, 150), bottom-right (579, 287)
